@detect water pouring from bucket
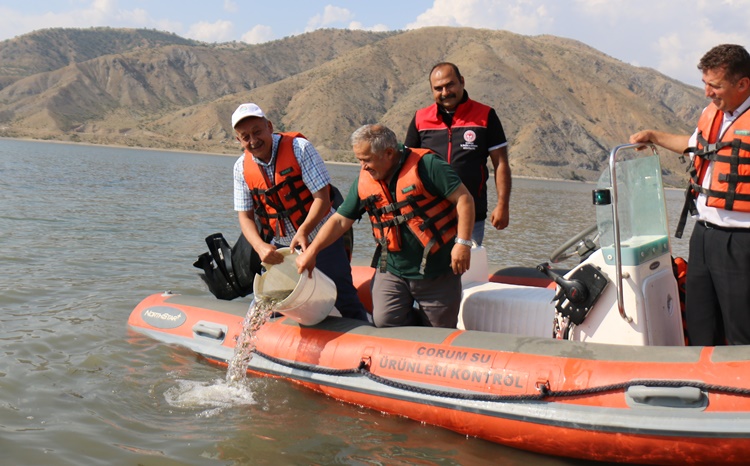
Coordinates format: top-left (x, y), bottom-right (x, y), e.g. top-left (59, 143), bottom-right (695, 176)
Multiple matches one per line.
top-left (253, 248), bottom-right (337, 326)
top-left (225, 248), bottom-right (338, 383)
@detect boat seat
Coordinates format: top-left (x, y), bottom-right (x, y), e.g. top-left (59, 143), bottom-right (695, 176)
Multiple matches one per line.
top-left (458, 282), bottom-right (556, 337)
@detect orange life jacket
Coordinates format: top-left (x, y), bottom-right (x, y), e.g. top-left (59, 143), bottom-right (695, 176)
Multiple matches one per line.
top-left (243, 132), bottom-right (313, 239)
top-left (671, 256), bottom-right (689, 346)
top-left (675, 104), bottom-right (750, 237)
top-left (358, 148), bottom-right (458, 274)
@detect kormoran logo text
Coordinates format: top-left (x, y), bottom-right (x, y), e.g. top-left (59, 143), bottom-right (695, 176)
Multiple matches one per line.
top-left (145, 309), bottom-right (182, 321)
top-left (141, 306), bottom-right (187, 329)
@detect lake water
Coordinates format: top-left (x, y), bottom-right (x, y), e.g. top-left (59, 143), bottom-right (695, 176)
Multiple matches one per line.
top-left (0, 138), bottom-right (690, 465)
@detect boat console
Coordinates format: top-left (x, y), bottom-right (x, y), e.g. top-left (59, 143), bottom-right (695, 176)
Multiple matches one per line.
top-left (457, 146), bottom-right (685, 347)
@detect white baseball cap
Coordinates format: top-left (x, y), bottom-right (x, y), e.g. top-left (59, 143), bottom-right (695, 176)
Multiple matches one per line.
top-left (231, 103), bottom-right (266, 128)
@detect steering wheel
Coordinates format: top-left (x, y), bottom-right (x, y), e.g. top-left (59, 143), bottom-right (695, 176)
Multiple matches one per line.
top-left (549, 224), bottom-right (599, 263)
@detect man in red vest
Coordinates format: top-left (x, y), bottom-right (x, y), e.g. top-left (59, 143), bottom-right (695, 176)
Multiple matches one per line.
top-left (231, 103), bottom-right (368, 322)
top-left (405, 62), bottom-right (511, 245)
top-left (630, 44), bottom-right (750, 345)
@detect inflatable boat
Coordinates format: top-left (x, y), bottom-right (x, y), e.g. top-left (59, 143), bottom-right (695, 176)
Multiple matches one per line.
top-left (128, 145), bottom-right (750, 465)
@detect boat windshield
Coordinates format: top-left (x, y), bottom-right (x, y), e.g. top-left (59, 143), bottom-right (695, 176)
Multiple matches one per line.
top-left (596, 153), bottom-right (671, 266)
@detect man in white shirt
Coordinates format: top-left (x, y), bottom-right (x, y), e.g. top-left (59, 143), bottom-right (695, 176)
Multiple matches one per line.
top-left (630, 44), bottom-right (750, 345)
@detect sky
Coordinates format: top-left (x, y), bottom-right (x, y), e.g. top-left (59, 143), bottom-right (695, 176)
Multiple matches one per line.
top-left (1, 0), bottom-right (750, 87)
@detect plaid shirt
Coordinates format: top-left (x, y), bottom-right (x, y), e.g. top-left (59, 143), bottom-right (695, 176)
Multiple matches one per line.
top-left (233, 134), bottom-right (333, 245)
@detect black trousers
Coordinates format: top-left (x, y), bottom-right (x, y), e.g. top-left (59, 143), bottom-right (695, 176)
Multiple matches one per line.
top-left (685, 221), bottom-right (750, 345)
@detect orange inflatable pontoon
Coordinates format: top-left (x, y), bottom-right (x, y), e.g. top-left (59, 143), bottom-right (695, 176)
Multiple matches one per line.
top-left (128, 146), bottom-right (750, 465)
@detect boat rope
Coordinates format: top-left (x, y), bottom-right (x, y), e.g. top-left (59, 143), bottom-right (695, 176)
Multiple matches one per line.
top-left (540, 379), bottom-right (750, 398)
top-left (359, 368), bottom-right (542, 401)
top-left (251, 349), bottom-right (750, 402)
top-left (253, 349), bottom-right (361, 377)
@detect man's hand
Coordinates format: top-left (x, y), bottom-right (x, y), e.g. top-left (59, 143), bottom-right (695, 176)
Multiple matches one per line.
top-left (257, 243), bottom-right (284, 265)
top-left (290, 227), bottom-right (311, 252)
top-left (490, 204), bottom-right (509, 230)
top-left (629, 130), bottom-right (654, 151)
top-left (451, 243), bottom-right (471, 275)
top-left (295, 249), bottom-right (316, 278)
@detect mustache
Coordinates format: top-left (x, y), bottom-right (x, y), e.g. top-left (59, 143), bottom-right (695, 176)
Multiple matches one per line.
top-left (439, 93), bottom-right (456, 101)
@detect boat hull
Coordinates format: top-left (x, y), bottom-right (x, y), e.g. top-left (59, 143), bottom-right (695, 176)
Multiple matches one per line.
top-left (129, 291), bottom-right (750, 465)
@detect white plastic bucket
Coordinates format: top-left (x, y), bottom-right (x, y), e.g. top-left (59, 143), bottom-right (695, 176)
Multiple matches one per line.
top-left (461, 242), bottom-right (489, 286)
top-left (252, 248), bottom-right (337, 325)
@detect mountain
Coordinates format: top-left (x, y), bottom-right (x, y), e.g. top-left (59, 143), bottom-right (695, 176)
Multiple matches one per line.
top-left (0, 27), bottom-right (201, 90)
top-left (0, 26), bottom-right (706, 185)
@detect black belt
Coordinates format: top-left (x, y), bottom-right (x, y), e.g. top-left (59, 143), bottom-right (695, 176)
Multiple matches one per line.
top-left (697, 220), bottom-right (750, 232)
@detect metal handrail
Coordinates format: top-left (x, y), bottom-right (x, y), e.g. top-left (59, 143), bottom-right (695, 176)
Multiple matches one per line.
top-left (608, 143), bottom-right (658, 323)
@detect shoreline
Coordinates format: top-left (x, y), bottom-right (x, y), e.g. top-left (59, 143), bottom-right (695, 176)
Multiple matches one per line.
top-left (0, 135), bottom-right (361, 166)
top-left (0, 135), bottom-right (680, 186)
top-left (0, 135), bottom-right (234, 158)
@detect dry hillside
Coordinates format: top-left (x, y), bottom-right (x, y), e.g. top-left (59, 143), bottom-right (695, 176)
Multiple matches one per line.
top-left (0, 26), bottom-right (706, 185)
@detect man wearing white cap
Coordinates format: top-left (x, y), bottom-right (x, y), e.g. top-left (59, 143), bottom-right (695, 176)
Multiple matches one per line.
top-left (231, 103), bottom-right (368, 322)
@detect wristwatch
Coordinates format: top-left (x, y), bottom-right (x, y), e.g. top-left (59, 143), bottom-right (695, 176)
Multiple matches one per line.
top-left (454, 237), bottom-right (473, 247)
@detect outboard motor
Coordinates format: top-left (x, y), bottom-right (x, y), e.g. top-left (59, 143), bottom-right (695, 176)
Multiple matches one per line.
top-left (193, 233), bottom-right (262, 300)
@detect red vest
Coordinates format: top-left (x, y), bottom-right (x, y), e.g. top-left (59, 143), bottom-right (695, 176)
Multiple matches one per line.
top-left (243, 132), bottom-right (312, 239)
top-left (358, 148), bottom-right (458, 274)
top-left (414, 98), bottom-right (493, 220)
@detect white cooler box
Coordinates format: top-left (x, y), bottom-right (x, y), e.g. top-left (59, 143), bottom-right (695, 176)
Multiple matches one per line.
top-left (458, 282), bottom-right (556, 337)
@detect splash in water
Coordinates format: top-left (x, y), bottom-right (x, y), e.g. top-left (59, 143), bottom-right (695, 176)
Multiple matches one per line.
top-left (163, 378), bottom-right (257, 417)
top-left (162, 289), bottom-right (292, 416)
top-left (225, 290), bottom-right (293, 383)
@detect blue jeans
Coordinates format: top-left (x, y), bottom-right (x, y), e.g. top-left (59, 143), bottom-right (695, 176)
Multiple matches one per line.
top-left (471, 219), bottom-right (485, 246)
top-left (314, 236), bottom-right (369, 322)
